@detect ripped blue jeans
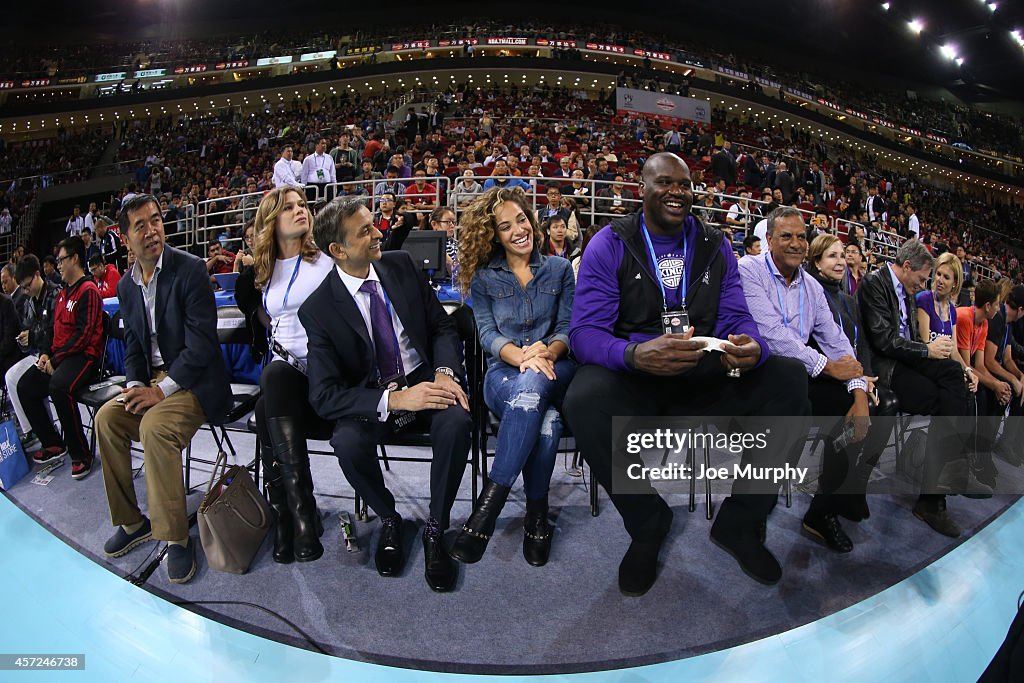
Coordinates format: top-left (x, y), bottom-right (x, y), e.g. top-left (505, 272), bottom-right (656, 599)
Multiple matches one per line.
top-left (483, 359), bottom-right (577, 500)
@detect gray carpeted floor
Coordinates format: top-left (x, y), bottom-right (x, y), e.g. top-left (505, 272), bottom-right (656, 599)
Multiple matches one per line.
top-left (4, 419), bottom-right (1019, 674)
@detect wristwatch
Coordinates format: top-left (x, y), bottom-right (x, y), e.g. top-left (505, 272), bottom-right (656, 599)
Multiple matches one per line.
top-left (434, 366), bottom-right (457, 379)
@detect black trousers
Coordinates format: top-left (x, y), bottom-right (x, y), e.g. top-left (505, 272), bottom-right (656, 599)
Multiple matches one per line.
top-left (977, 383), bottom-right (1023, 451)
top-left (890, 357), bottom-right (968, 500)
top-left (19, 355), bottom-right (98, 462)
top-left (329, 364), bottom-right (472, 530)
top-left (254, 361), bottom-right (333, 447)
top-left (806, 376), bottom-right (855, 514)
top-left (563, 354), bottom-right (810, 542)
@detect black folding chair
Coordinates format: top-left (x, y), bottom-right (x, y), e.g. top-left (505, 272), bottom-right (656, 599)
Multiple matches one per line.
top-left (76, 311), bottom-right (125, 458)
top-left (361, 301), bottom-right (483, 518)
top-left (183, 305), bottom-right (261, 492)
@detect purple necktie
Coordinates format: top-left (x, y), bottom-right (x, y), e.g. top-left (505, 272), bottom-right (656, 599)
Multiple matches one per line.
top-left (359, 280), bottom-right (404, 383)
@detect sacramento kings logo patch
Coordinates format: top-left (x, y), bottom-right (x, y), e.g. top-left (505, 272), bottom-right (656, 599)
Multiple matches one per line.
top-left (658, 255), bottom-right (685, 288)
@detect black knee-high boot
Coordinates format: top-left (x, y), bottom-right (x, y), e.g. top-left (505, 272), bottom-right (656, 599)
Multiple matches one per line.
top-left (267, 417), bottom-right (323, 562)
top-left (260, 437), bottom-right (294, 563)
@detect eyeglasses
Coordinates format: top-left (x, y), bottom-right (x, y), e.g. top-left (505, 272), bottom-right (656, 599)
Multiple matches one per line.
top-left (55, 254), bottom-right (71, 266)
top-left (433, 220), bottom-right (456, 226)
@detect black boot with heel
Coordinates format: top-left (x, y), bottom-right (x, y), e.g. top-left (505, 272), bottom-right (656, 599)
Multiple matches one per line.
top-left (267, 417), bottom-right (324, 563)
top-left (450, 480), bottom-right (511, 564)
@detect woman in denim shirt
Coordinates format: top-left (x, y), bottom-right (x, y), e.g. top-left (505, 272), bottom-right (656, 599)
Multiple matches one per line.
top-left (450, 187), bottom-right (576, 567)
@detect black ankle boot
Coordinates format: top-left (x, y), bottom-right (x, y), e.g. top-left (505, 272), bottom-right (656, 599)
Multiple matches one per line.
top-left (267, 417), bottom-right (323, 563)
top-left (450, 481), bottom-right (511, 564)
top-left (260, 441), bottom-right (293, 563)
top-left (523, 498), bottom-right (553, 567)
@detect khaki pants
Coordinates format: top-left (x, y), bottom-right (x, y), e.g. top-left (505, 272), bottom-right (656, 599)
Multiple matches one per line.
top-left (97, 372), bottom-right (206, 541)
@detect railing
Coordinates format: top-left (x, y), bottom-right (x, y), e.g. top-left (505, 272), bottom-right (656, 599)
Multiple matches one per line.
top-left (149, 178), bottom-right (1015, 291)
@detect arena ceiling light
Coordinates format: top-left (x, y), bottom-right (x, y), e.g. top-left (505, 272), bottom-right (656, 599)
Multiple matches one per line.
top-left (908, 18), bottom-right (924, 33)
top-left (940, 44), bottom-right (958, 61)
top-left (1012, 30), bottom-right (1024, 48)
top-left (881, 2), bottom-right (889, 10)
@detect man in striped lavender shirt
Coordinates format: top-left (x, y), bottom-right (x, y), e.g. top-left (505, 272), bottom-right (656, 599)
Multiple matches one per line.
top-left (739, 207), bottom-right (873, 555)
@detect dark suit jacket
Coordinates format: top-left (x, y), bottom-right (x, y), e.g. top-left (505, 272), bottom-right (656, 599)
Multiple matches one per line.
top-left (298, 251), bottom-right (461, 423)
top-left (858, 264), bottom-right (929, 388)
top-left (117, 245), bottom-right (231, 420)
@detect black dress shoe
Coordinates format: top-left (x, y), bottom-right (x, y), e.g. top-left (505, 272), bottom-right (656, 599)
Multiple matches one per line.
top-left (710, 520), bottom-right (782, 585)
top-left (375, 517), bottom-right (405, 577)
top-left (802, 511), bottom-right (854, 553)
top-left (913, 498), bottom-right (961, 538)
top-left (830, 494), bottom-right (870, 523)
top-left (423, 532), bottom-right (457, 592)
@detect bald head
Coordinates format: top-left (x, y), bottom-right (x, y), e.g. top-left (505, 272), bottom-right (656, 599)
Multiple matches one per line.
top-left (641, 152), bottom-right (690, 185)
top-left (640, 153), bottom-right (693, 234)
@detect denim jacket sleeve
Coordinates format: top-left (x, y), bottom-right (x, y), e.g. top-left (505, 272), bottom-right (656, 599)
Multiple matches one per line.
top-left (543, 258), bottom-right (575, 349)
top-left (471, 271), bottom-right (515, 360)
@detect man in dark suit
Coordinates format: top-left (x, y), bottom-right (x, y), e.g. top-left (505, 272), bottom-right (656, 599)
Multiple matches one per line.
top-left (858, 238), bottom-right (972, 538)
top-left (299, 195), bottom-right (472, 592)
top-left (710, 142), bottom-right (736, 186)
top-left (96, 194), bottom-right (231, 584)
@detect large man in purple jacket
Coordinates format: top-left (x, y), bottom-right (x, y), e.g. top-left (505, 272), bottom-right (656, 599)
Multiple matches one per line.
top-left (564, 153), bottom-right (810, 594)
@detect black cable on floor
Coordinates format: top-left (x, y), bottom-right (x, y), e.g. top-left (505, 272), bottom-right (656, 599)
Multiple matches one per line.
top-left (128, 543), bottom-right (169, 586)
top-left (169, 600), bottom-right (328, 654)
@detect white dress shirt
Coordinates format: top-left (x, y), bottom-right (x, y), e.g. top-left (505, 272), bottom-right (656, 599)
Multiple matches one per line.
top-left (908, 213), bottom-right (920, 238)
top-left (272, 157), bottom-right (302, 188)
top-left (126, 251), bottom-right (180, 397)
top-left (66, 215), bottom-right (85, 236)
top-left (301, 152), bottom-right (337, 185)
top-left (336, 264), bottom-right (423, 421)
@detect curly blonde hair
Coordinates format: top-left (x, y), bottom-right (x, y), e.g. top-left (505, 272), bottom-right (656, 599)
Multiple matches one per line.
top-left (457, 187), bottom-right (543, 295)
top-left (252, 187), bottom-right (321, 290)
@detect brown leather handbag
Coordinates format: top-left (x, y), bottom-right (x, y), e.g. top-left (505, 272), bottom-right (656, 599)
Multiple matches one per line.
top-left (197, 452), bottom-right (270, 574)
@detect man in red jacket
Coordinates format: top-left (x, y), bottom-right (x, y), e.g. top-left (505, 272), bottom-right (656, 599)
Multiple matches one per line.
top-left (21, 236), bottom-right (105, 479)
top-left (89, 254), bottom-right (121, 298)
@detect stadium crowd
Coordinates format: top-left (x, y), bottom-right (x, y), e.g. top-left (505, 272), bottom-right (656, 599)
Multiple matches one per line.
top-left (2, 19), bottom-right (1022, 158)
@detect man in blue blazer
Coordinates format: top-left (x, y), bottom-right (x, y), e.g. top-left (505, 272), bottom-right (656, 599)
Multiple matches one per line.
top-left (96, 194), bottom-right (231, 584)
top-left (299, 195), bottom-right (471, 592)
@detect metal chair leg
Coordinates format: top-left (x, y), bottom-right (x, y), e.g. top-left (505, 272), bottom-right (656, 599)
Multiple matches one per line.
top-left (704, 443), bottom-right (713, 520)
top-left (687, 445), bottom-right (696, 513)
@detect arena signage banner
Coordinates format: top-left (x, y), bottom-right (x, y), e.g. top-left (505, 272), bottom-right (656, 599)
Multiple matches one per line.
top-left (213, 62), bottom-right (248, 70)
top-left (586, 43), bottom-right (627, 54)
top-left (485, 37), bottom-right (529, 46)
top-left (21, 79), bottom-right (50, 88)
top-left (134, 69), bottom-right (167, 78)
top-left (437, 38), bottom-right (479, 47)
top-left (95, 72), bottom-right (127, 83)
top-left (300, 51), bottom-right (337, 62)
top-left (678, 54), bottom-right (708, 68)
top-left (390, 40), bottom-right (431, 51)
top-left (615, 87), bottom-right (710, 125)
top-left (716, 66), bottom-right (749, 80)
top-left (344, 45), bottom-right (381, 55)
top-left (634, 49), bottom-right (672, 61)
top-left (0, 81), bottom-right (14, 89)
top-left (256, 56), bottom-right (293, 66)
top-left (536, 39), bottom-right (578, 48)
top-left (174, 64), bottom-right (208, 74)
